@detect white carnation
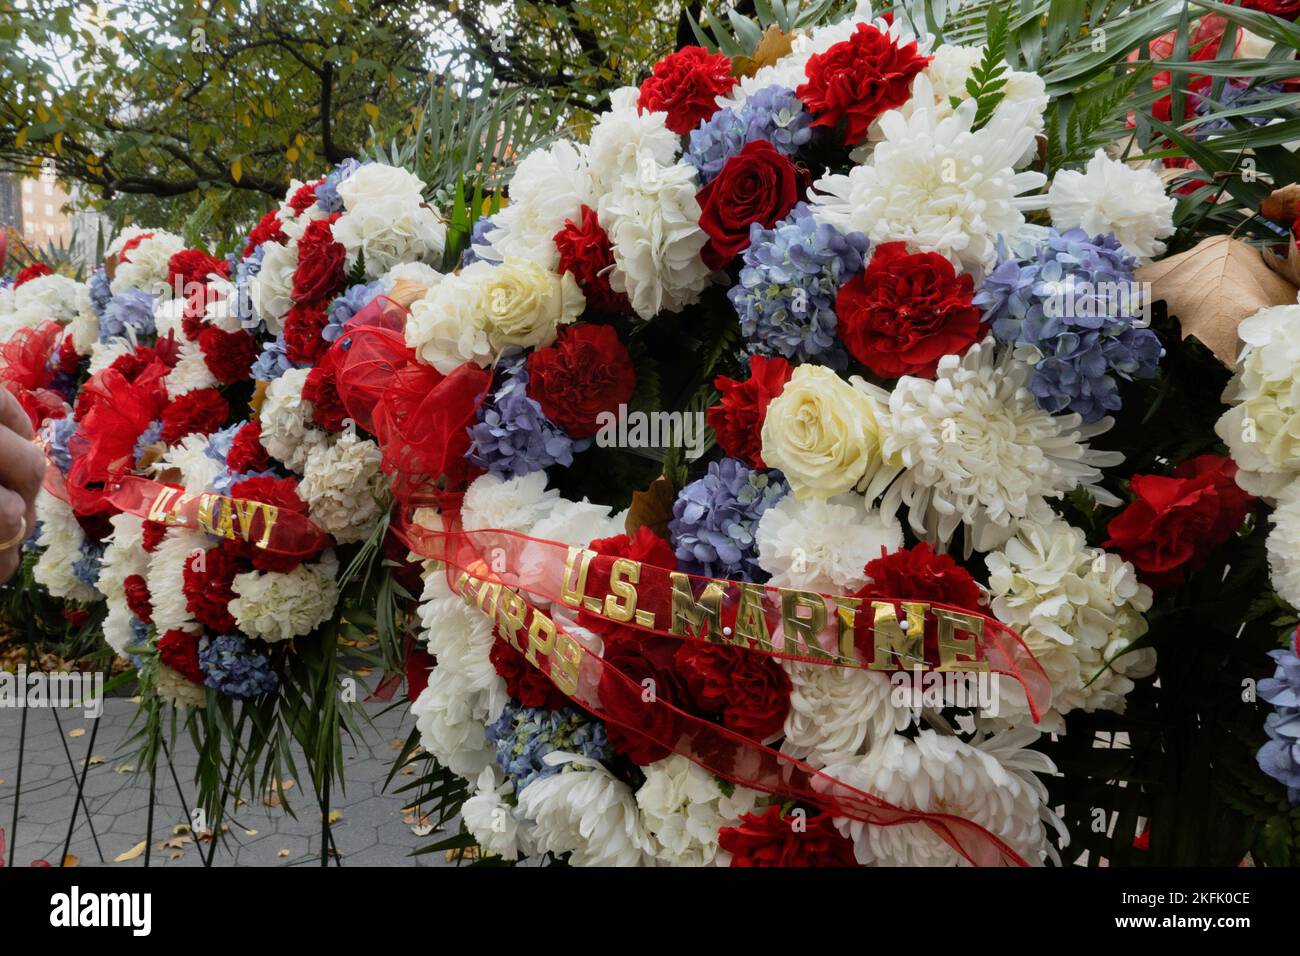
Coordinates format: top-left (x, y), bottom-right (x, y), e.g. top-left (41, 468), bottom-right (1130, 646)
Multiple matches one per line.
top-left (164, 337), bottom-right (219, 396)
top-left (110, 231), bottom-right (185, 296)
top-left (1047, 148), bottom-right (1175, 260)
top-left (147, 527), bottom-right (206, 634)
top-left (1266, 479), bottom-right (1300, 609)
top-left (156, 663), bottom-right (207, 709)
top-left (462, 471), bottom-right (560, 533)
top-left (32, 489), bottom-right (97, 602)
top-left (757, 493), bottom-right (903, 592)
top-left (153, 434), bottom-right (222, 495)
top-left (480, 141), bottom-right (594, 268)
top-left (229, 551), bottom-right (340, 643)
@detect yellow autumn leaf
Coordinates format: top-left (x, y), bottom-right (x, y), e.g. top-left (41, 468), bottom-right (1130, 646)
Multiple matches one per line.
top-left (63, 854), bottom-right (80, 868)
top-left (68, 727), bottom-right (86, 738)
top-left (231, 159), bottom-right (242, 183)
top-left (286, 146), bottom-right (299, 162)
top-left (363, 103), bottom-right (380, 123)
top-left (277, 849), bottom-right (290, 858)
top-left (326, 809), bottom-right (343, 824)
top-left (14, 128), bottom-right (27, 148)
top-left (114, 840), bottom-right (147, 863)
top-left (52, 132), bottom-right (63, 154)
top-left (35, 103), bottom-right (49, 122)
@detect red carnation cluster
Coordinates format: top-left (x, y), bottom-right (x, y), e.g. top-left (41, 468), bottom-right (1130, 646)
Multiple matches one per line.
top-left (489, 639), bottom-right (571, 710)
top-left (141, 520), bottom-right (167, 553)
top-left (229, 475), bottom-right (314, 571)
top-left (553, 206), bottom-right (628, 315)
top-left (674, 641), bottom-right (792, 740)
top-left (198, 326), bottom-right (257, 385)
top-left (167, 249), bottom-right (228, 296)
top-left (1104, 454), bottom-right (1254, 589)
top-left (835, 242), bottom-right (982, 378)
top-left (708, 355), bottom-right (793, 469)
top-left (226, 421), bottom-right (270, 474)
top-left (287, 179), bottom-right (323, 214)
top-left (14, 262), bottom-right (52, 287)
top-left (577, 527), bottom-right (677, 634)
top-left (697, 140), bottom-right (805, 271)
top-left (525, 323), bottom-right (635, 439)
top-left (855, 543), bottom-right (984, 612)
top-left (718, 806), bottom-right (858, 867)
top-left (302, 348), bottom-right (349, 432)
top-left (157, 629), bottom-right (204, 685)
top-left (244, 210), bottom-right (287, 257)
top-left (122, 573), bottom-right (153, 624)
top-left (160, 387), bottom-right (230, 444)
top-left (55, 334), bottom-right (81, 377)
top-left (284, 303), bottom-right (330, 365)
top-left (796, 23), bottom-right (930, 145)
top-left (182, 545), bottom-right (241, 633)
top-left (637, 46), bottom-right (737, 135)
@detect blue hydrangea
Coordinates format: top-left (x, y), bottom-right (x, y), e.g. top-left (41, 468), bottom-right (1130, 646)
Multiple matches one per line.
top-left (88, 267), bottom-right (112, 320)
top-left (686, 84), bottom-right (814, 183)
top-left (233, 245), bottom-right (265, 330)
top-left (199, 634), bottom-right (280, 700)
top-left (729, 203), bottom-right (868, 367)
top-left (974, 229), bottom-right (1163, 422)
top-left (72, 538), bottom-right (106, 591)
top-left (323, 281), bottom-right (382, 344)
top-left (1258, 645), bottom-right (1300, 805)
top-left (314, 158), bottom-right (364, 213)
top-left (133, 420), bottom-right (163, 469)
top-left (99, 288), bottom-right (157, 343)
top-left (467, 353), bottom-right (587, 479)
top-left (251, 333), bottom-right (298, 382)
top-left (211, 468), bottom-right (278, 496)
top-left (486, 703), bottom-right (610, 792)
top-left (669, 458), bottom-right (788, 582)
top-left (1193, 80), bottom-right (1284, 137)
top-left (462, 215), bottom-right (498, 268)
top-left (43, 416), bottom-right (78, 475)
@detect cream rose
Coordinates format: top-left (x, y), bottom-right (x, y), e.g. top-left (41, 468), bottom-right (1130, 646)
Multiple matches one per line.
top-left (759, 365), bottom-right (886, 500)
top-left (477, 258), bottom-right (585, 352)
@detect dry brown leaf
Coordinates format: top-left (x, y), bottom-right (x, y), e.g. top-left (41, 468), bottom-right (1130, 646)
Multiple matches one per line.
top-left (67, 727), bottom-right (86, 738)
top-left (1260, 183), bottom-right (1300, 223)
top-left (167, 850), bottom-right (185, 861)
top-left (114, 840), bottom-right (147, 863)
top-left (1136, 235), bottom-right (1299, 366)
top-left (399, 765), bottom-right (415, 776)
top-left (277, 849), bottom-right (290, 858)
top-left (325, 809), bottom-right (343, 825)
top-left (732, 24), bottom-right (796, 78)
top-left (625, 476), bottom-right (676, 540)
top-left (1264, 234), bottom-right (1300, 289)
top-left (159, 835), bottom-right (192, 850)
top-left (388, 738), bottom-right (405, 751)
top-left (243, 828), bottom-right (258, 836)
top-left (62, 854), bottom-right (80, 868)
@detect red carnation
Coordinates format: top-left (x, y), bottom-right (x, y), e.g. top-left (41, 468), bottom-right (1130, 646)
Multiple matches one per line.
top-left (598, 629), bottom-right (695, 765)
top-left (708, 355), bottom-right (793, 469)
top-left (157, 629), bottom-right (204, 685)
top-left (229, 475), bottom-right (314, 572)
top-left (244, 210), bottom-right (287, 257)
top-left (674, 642), bottom-right (791, 740)
top-left (284, 302), bottom-right (330, 365)
top-left (718, 806), bottom-right (858, 867)
top-left (1240, 0), bottom-right (1300, 17)
top-left (167, 249), bottom-right (228, 297)
top-left (405, 647), bottom-right (435, 702)
top-left (525, 323), bottom-right (635, 439)
top-left (578, 526), bottom-right (677, 634)
top-left (1104, 454), bottom-right (1254, 589)
top-left (836, 241), bottom-right (982, 378)
top-left (490, 639), bottom-right (571, 710)
top-left (287, 179), bottom-right (323, 214)
top-left (141, 520), bottom-right (167, 553)
top-left (291, 214), bottom-right (345, 306)
top-left (14, 263), bottom-right (52, 287)
top-left (553, 205), bottom-right (628, 314)
top-left (55, 334), bottom-right (81, 377)
top-left (122, 573), bottom-right (153, 624)
top-left (696, 140), bottom-right (804, 271)
top-left (796, 22), bottom-right (930, 146)
top-left (227, 421), bottom-right (270, 474)
top-left (638, 46), bottom-right (737, 135)
top-left (856, 543), bottom-right (984, 612)
top-left (160, 388), bottom-right (230, 444)
top-left (182, 545), bottom-right (241, 633)
top-left (302, 348), bottom-right (349, 432)
top-left (116, 232), bottom-right (153, 263)
top-left (198, 326), bottom-right (257, 385)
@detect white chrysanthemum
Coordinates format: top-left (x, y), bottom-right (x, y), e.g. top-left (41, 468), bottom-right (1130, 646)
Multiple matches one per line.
top-left (69, 285), bottom-right (99, 355)
top-left (110, 231), bottom-right (185, 296)
top-left (462, 471), bottom-right (561, 534)
top-left (147, 527), bottom-right (206, 634)
top-left (229, 551), bottom-right (340, 644)
top-left (636, 754), bottom-right (766, 866)
top-left (600, 158), bottom-right (712, 319)
top-left (411, 676), bottom-right (499, 780)
top-left (587, 87), bottom-right (680, 192)
top-left (1216, 305), bottom-right (1300, 497)
top-left (156, 662), bottom-right (207, 709)
top-left (32, 489), bottom-right (98, 602)
top-left (461, 766), bottom-right (537, 861)
top-left (152, 433), bottom-right (222, 495)
top-left (1266, 479), bottom-right (1300, 608)
top-left (11, 272), bottom-right (83, 323)
top-left (528, 498), bottom-right (624, 548)
top-left (986, 518), bottom-right (1154, 723)
top-left (824, 728), bottom-right (1056, 866)
top-left (781, 661), bottom-right (909, 767)
top-left (516, 754), bottom-right (656, 866)
top-left (96, 513), bottom-right (148, 655)
top-left (757, 492), bottom-right (903, 592)
top-left (249, 240), bottom-right (297, 333)
top-left (152, 296), bottom-right (189, 344)
top-left (259, 367), bottom-right (328, 472)
top-left (480, 141), bottom-right (594, 268)
top-left (1047, 149), bottom-right (1175, 260)
top-left (164, 338), bottom-right (218, 396)
top-left (86, 336), bottom-right (136, 375)
top-left (298, 433), bottom-right (389, 544)
top-left (811, 75), bottom-right (1047, 276)
top-left (879, 338), bottom-right (1123, 554)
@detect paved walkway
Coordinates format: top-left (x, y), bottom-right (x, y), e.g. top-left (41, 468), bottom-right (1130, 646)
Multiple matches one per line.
top-left (0, 696), bottom-right (458, 868)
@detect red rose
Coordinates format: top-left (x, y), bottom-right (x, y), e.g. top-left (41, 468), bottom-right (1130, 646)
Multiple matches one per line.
top-left (718, 805), bottom-right (858, 867)
top-left (708, 355), bottom-right (793, 468)
top-left (697, 140), bottom-right (804, 271)
top-left (577, 526), bottom-right (677, 634)
top-left (302, 348), bottom-right (349, 432)
top-left (160, 387), bottom-right (230, 444)
top-left (836, 242), bottom-right (982, 378)
top-left (855, 543), bottom-right (984, 612)
top-left (598, 629), bottom-right (694, 765)
top-left (229, 475), bottom-right (313, 572)
top-left (525, 324), bottom-right (635, 439)
top-left (227, 421), bottom-right (270, 474)
top-left (637, 46), bottom-right (737, 136)
top-left (14, 263), bottom-right (52, 287)
top-left (489, 639), bottom-right (571, 710)
top-left (674, 642), bottom-right (791, 740)
top-left (198, 326), bottom-right (257, 385)
top-left (122, 573), bottom-right (153, 624)
top-left (797, 22), bottom-right (930, 146)
top-left (291, 215), bottom-right (345, 306)
top-left (284, 302), bottom-right (330, 366)
top-left (1104, 454), bottom-right (1254, 589)
top-left (553, 205), bottom-right (628, 314)
top-left (244, 210), bottom-right (288, 257)
top-left (182, 545), bottom-right (241, 633)
top-left (157, 629), bottom-right (205, 684)
top-left (167, 249), bottom-right (228, 297)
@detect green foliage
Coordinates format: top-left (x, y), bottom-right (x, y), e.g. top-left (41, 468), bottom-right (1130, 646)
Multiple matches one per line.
top-left (687, 0), bottom-right (851, 55)
top-left (964, 7), bottom-right (1011, 130)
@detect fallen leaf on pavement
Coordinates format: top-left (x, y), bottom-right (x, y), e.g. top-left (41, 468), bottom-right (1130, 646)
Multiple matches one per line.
top-left (114, 841), bottom-right (146, 863)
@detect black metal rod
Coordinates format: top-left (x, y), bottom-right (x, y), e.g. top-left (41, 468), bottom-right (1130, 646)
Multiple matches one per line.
top-left (7, 635), bottom-right (32, 867)
top-left (143, 760), bottom-right (157, 868)
top-left (158, 735), bottom-right (193, 831)
top-left (59, 713), bottom-right (104, 864)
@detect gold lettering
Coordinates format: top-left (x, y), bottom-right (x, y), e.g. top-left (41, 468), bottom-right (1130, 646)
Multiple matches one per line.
top-left (935, 607), bottom-right (989, 672)
top-left (254, 502), bottom-right (279, 549)
top-left (147, 487), bottom-right (179, 522)
top-left (497, 590), bottom-right (528, 650)
top-left (560, 546), bottom-right (595, 609)
top-left (232, 497), bottom-right (262, 542)
top-left (550, 630), bottom-right (582, 696)
top-left (603, 558), bottom-right (642, 624)
top-left (732, 583), bottom-right (772, 649)
top-left (868, 601), bottom-right (928, 670)
top-left (524, 612), bottom-right (556, 667)
top-left (668, 573), bottom-right (724, 640)
top-left (833, 595), bottom-right (862, 663)
top-left (780, 589), bottom-right (831, 660)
